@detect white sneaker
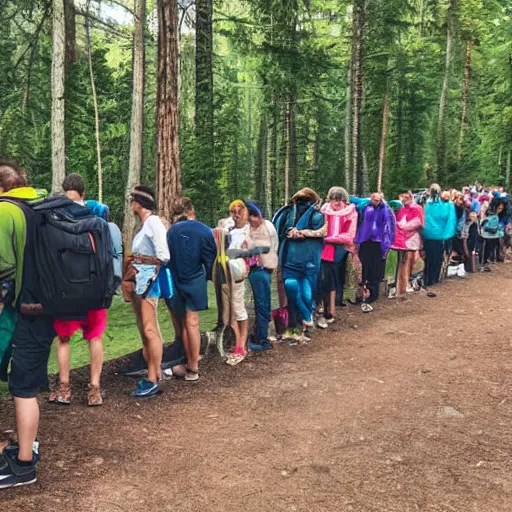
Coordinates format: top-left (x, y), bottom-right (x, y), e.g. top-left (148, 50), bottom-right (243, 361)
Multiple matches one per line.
top-left (406, 286), bottom-right (415, 293)
top-left (326, 317), bottom-right (335, 325)
top-left (316, 316), bottom-right (328, 329)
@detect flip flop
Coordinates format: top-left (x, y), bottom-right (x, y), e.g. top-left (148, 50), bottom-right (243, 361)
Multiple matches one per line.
top-left (185, 367), bottom-right (199, 382)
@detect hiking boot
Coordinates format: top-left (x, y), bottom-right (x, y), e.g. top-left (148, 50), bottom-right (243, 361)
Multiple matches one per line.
top-left (316, 316), bottom-right (328, 329)
top-left (87, 384), bottom-right (103, 407)
top-left (48, 382), bottom-right (71, 405)
top-left (130, 379), bottom-right (162, 398)
top-left (0, 453), bottom-right (37, 490)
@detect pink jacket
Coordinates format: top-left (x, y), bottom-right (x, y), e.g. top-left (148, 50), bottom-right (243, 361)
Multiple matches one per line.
top-left (391, 202), bottom-right (424, 251)
top-left (320, 202), bottom-right (357, 262)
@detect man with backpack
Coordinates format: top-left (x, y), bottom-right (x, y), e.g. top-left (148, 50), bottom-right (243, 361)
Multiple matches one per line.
top-left (49, 174), bottom-right (121, 407)
top-left (0, 161), bottom-right (53, 489)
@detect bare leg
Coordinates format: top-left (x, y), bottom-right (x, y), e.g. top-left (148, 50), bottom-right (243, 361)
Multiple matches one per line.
top-left (14, 397), bottom-right (39, 462)
top-left (329, 291), bottom-right (336, 317)
top-left (140, 299), bottom-right (163, 383)
top-left (239, 319), bottom-right (249, 351)
top-left (169, 310), bottom-right (186, 377)
top-left (184, 310), bottom-right (200, 371)
top-left (88, 337), bottom-right (104, 388)
top-left (56, 337), bottom-right (71, 385)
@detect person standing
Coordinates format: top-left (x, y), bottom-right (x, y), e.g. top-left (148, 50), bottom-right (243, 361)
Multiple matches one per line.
top-left (0, 161), bottom-right (51, 489)
top-left (166, 198), bottom-right (216, 381)
top-left (354, 192), bottom-right (396, 312)
top-left (391, 189), bottom-right (424, 297)
top-left (245, 201), bottom-right (279, 352)
top-left (123, 186), bottom-right (171, 398)
top-left (49, 174), bottom-right (119, 407)
top-left (423, 184), bottom-right (456, 292)
top-left (273, 188), bottom-right (325, 341)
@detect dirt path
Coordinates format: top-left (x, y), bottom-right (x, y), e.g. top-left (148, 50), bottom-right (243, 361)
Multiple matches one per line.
top-left (2, 266), bottom-right (512, 512)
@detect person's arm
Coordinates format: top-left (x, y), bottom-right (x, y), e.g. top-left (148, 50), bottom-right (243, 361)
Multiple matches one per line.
top-left (298, 223), bottom-right (327, 238)
top-left (146, 216), bottom-right (170, 263)
top-left (0, 208), bottom-right (16, 305)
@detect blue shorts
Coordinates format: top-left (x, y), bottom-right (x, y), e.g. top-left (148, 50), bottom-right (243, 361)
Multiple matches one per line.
top-left (167, 274), bottom-right (208, 317)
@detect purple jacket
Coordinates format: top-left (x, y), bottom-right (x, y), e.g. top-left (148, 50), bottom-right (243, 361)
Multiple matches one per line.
top-left (354, 201), bottom-right (396, 259)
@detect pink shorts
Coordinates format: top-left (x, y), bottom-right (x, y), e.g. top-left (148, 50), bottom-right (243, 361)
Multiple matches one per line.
top-left (54, 309), bottom-right (108, 341)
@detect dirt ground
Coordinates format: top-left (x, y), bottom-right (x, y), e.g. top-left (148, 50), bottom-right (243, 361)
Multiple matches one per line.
top-left (2, 266), bottom-right (512, 512)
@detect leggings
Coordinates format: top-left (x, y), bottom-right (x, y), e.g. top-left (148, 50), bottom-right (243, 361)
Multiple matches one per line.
top-left (284, 275), bottom-right (314, 324)
top-left (424, 239), bottom-right (444, 287)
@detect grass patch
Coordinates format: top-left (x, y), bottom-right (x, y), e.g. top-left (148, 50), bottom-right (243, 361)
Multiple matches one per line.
top-left (0, 254), bottom-right (399, 398)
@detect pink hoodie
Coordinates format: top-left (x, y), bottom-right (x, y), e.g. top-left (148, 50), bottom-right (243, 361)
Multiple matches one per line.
top-left (391, 202), bottom-right (424, 251)
top-left (320, 202), bottom-right (357, 262)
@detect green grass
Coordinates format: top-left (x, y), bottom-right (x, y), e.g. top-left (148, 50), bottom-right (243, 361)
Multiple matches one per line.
top-left (0, 255), bottom-right (400, 397)
top-left (0, 285), bottom-right (219, 397)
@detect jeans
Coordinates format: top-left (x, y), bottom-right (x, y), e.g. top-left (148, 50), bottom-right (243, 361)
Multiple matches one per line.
top-left (284, 273), bottom-right (315, 324)
top-left (249, 268), bottom-right (271, 343)
top-left (424, 239), bottom-right (444, 287)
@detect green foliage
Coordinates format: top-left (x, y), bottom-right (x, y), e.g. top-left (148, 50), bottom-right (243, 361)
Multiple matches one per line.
top-left (0, 0), bottom-right (511, 233)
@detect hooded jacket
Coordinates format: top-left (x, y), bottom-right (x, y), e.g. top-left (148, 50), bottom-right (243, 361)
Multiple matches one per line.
top-left (273, 190), bottom-right (325, 276)
top-left (423, 199), bottom-right (457, 241)
top-left (320, 202), bottom-right (357, 262)
top-left (391, 202), bottom-right (424, 251)
top-left (354, 201), bottom-right (396, 259)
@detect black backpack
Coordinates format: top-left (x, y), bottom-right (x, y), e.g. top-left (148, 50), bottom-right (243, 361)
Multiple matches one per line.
top-left (32, 196), bottom-right (116, 318)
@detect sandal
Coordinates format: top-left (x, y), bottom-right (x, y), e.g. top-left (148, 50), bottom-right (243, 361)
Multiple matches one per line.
top-left (361, 303), bottom-right (373, 313)
top-left (49, 382), bottom-right (71, 405)
top-left (87, 384), bottom-right (103, 407)
top-left (185, 367), bottom-right (199, 382)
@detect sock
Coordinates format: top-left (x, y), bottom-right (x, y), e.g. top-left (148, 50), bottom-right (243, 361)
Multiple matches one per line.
top-left (16, 457), bottom-right (33, 467)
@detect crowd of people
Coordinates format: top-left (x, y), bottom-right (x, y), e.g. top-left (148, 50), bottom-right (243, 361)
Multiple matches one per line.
top-left (0, 159), bottom-right (511, 489)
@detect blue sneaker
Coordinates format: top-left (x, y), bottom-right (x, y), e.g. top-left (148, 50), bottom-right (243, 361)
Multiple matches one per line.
top-left (130, 379), bottom-right (162, 398)
top-left (0, 453), bottom-right (37, 490)
top-left (248, 339), bottom-right (273, 352)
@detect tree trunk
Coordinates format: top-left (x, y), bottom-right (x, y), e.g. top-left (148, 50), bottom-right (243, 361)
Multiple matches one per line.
top-left (64, 0), bottom-right (77, 65)
top-left (285, 98), bottom-right (297, 200)
top-left (377, 92), bottom-right (390, 192)
top-left (51, 0), bottom-right (66, 193)
top-left (351, 0), bottom-right (365, 197)
top-left (123, 0), bottom-right (146, 248)
top-left (344, 63), bottom-right (352, 192)
top-left (85, 0), bottom-right (103, 203)
top-left (457, 40), bottom-right (472, 161)
top-left (265, 117), bottom-right (274, 218)
top-left (255, 113), bottom-right (267, 207)
top-left (195, 0), bottom-right (214, 200)
top-left (270, 104), bottom-right (279, 213)
top-left (157, 0), bottom-right (182, 220)
top-left (437, 0), bottom-right (456, 184)
top-left (506, 149), bottom-right (511, 190)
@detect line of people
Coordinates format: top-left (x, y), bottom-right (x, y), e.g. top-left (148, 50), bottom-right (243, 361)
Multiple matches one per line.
top-left (1, 157), bottom-right (511, 489)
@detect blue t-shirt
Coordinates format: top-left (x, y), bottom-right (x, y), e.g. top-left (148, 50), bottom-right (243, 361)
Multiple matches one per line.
top-left (167, 220), bottom-right (216, 283)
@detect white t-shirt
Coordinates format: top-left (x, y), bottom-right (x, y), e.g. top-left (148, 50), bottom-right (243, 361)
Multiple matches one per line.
top-left (132, 215), bottom-right (170, 262)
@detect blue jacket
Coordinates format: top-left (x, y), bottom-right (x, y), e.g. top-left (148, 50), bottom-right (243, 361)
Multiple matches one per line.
top-left (167, 220), bottom-right (216, 283)
top-left (273, 202), bottom-right (325, 277)
top-left (424, 199), bottom-right (456, 241)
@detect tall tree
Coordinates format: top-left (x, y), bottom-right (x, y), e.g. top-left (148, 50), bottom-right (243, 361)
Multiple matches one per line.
top-left (377, 90), bottom-right (390, 192)
top-left (157, 0), bottom-right (182, 220)
top-left (351, 0), bottom-right (365, 196)
top-left (344, 64), bottom-right (352, 191)
top-left (85, 0), bottom-right (103, 202)
top-left (437, 0), bottom-right (457, 184)
top-left (457, 39), bottom-right (472, 161)
top-left (123, 0), bottom-right (146, 247)
top-left (51, 0), bottom-right (67, 193)
top-left (195, 0), bottom-right (215, 219)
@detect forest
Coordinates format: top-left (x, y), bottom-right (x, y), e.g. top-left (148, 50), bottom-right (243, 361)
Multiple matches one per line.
top-left (1, 0), bottom-right (511, 239)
